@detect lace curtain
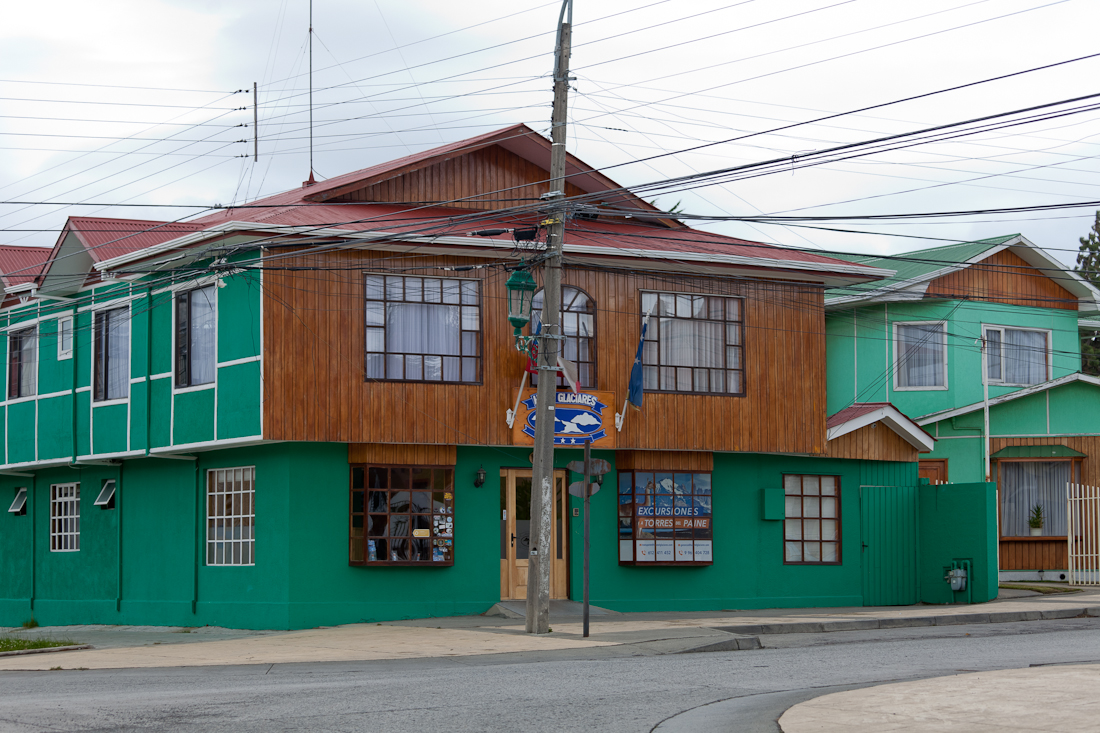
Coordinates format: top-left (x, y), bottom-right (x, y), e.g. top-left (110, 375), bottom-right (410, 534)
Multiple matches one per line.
top-left (897, 324), bottom-right (944, 387)
top-left (1001, 461), bottom-right (1069, 536)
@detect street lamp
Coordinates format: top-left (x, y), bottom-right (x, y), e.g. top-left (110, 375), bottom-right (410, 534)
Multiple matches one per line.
top-left (505, 269), bottom-right (537, 353)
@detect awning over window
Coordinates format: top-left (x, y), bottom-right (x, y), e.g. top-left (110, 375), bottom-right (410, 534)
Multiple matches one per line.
top-left (991, 445), bottom-right (1086, 459)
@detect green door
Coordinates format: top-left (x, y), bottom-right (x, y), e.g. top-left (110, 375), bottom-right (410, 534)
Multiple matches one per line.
top-left (860, 485), bottom-right (919, 606)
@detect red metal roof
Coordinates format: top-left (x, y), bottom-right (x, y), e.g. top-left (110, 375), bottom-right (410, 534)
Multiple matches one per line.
top-left (66, 217), bottom-right (207, 263)
top-left (0, 245), bottom-right (52, 287)
top-left (826, 402), bottom-right (894, 429)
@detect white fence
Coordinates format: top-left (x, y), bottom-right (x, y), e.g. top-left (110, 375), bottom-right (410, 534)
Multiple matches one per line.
top-left (1068, 483), bottom-right (1100, 585)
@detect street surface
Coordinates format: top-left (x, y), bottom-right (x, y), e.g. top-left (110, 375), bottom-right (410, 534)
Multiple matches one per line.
top-left (0, 618), bottom-right (1098, 732)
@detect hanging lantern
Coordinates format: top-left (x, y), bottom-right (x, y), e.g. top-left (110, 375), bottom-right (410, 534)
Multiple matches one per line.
top-left (506, 269), bottom-right (537, 333)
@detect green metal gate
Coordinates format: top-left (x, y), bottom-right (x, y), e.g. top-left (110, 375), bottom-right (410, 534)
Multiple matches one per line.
top-left (860, 485), bottom-right (919, 606)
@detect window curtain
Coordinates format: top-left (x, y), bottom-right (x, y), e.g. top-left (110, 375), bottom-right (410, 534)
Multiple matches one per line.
top-left (897, 324), bottom-right (944, 387)
top-left (1004, 329), bottom-right (1046, 384)
top-left (659, 318), bottom-right (723, 368)
top-left (190, 287), bottom-right (216, 385)
top-left (19, 331), bottom-right (36, 397)
top-left (387, 303), bottom-right (461, 380)
top-left (106, 309), bottom-right (129, 399)
top-left (1001, 461), bottom-right (1069, 536)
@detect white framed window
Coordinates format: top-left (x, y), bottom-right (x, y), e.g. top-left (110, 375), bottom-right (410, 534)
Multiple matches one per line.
top-left (8, 487), bottom-right (27, 515)
top-left (57, 317), bottom-right (73, 360)
top-left (176, 285), bottom-right (217, 388)
top-left (894, 321), bottom-right (947, 390)
top-left (984, 325), bottom-right (1050, 385)
top-left (94, 306), bottom-right (130, 401)
top-left (50, 483), bottom-right (80, 552)
top-left (206, 466), bottom-right (255, 566)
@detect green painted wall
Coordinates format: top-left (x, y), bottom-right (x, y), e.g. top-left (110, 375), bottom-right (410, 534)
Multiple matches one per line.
top-left (919, 482), bottom-right (998, 604)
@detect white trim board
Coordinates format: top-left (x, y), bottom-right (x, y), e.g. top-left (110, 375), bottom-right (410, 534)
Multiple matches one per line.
top-left (827, 404), bottom-right (936, 452)
top-left (915, 372), bottom-right (1100, 426)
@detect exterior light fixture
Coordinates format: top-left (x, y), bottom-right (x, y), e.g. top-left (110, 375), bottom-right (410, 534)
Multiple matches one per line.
top-left (505, 269), bottom-right (538, 353)
top-left (474, 464), bottom-right (487, 488)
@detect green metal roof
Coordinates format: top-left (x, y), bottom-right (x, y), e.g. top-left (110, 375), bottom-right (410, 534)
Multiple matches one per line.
top-left (824, 234), bottom-right (1020, 302)
top-left (990, 445), bottom-right (1086, 459)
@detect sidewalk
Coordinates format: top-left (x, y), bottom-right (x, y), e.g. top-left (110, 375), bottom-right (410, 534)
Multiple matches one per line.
top-left (778, 664), bottom-right (1100, 733)
top-left (0, 585), bottom-right (1096, 672)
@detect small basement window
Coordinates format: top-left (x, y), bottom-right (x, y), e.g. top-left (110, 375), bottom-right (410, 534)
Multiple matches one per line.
top-left (8, 488), bottom-right (27, 515)
top-left (94, 479), bottom-right (117, 510)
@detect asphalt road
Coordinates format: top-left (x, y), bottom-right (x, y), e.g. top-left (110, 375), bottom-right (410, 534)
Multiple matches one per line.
top-left (1, 618), bottom-right (1098, 733)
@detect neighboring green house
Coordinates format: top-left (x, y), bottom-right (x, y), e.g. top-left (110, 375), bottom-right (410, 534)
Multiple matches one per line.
top-left (825, 234), bottom-right (1100, 580)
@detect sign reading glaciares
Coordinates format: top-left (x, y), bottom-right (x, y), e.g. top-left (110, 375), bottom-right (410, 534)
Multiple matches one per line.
top-left (512, 389), bottom-right (616, 448)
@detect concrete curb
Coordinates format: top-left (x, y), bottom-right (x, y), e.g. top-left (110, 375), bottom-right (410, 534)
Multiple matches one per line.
top-left (675, 636), bottom-right (761, 653)
top-left (714, 606), bottom-right (1099, 636)
top-left (0, 644), bottom-right (92, 658)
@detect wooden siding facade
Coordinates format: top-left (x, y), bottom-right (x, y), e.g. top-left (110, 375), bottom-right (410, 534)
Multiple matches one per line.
top-left (925, 248), bottom-right (1077, 310)
top-left (823, 423), bottom-right (920, 463)
top-left (262, 248), bottom-right (828, 454)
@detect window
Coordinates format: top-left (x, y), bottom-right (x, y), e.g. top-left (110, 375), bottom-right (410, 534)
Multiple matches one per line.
top-left (94, 479), bottom-right (116, 510)
top-left (640, 292), bottom-right (743, 395)
top-left (1000, 460), bottom-right (1079, 537)
top-left (50, 483), bottom-right (79, 552)
top-left (985, 326), bottom-right (1049, 385)
top-left (895, 322), bottom-right (946, 389)
top-left (94, 307), bottom-right (130, 401)
top-left (176, 285), bottom-right (216, 388)
top-left (784, 475), bottom-right (840, 564)
top-left (57, 317), bottom-right (73, 360)
top-left (8, 326), bottom-right (36, 399)
top-left (350, 466), bottom-right (455, 565)
top-left (617, 471), bottom-right (712, 565)
top-left (365, 275), bottom-right (480, 383)
top-left (8, 488), bottom-right (27, 516)
top-left (206, 467), bottom-right (254, 566)
top-left (531, 287), bottom-right (596, 389)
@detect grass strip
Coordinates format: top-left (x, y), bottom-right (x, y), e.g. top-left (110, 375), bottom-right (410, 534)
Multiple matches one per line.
top-left (0, 636), bottom-right (78, 653)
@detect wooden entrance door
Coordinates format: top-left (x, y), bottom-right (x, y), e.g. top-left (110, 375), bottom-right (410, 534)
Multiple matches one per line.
top-left (500, 469), bottom-right (569, 601)
top-left (919, 459), bottom-right (948, 485)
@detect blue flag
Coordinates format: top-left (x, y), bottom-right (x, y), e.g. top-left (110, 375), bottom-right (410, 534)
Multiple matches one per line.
top-left (626, 314), bottom-right (649, 410)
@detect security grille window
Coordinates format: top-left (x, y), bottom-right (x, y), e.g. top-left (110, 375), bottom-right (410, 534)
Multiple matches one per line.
top-left (531, 287), bottom-right (596, 389)
top-left (639, 292), bottom-right (744, 395)
top-left (8, 326), bottom-right (36, 399)
top-left (206, 467), bottom-right (255, 566)
top-left (349, 466), bottom-right (455, 565)
top-left (617, 471), bottom-right (712, 565)
top-left (784, 475), bottom-right (840, 564)
top-left (1000, 460), bottom-right (1079, 537)
top-left (8, 488), bottom-right (27, 515)
top-left (176, 285), bottom-right (216, 388)
top-left (365, 275), bottom-right (480, 383)
top-left (94, 307), bottom-right (130, 401)
top-left (50, 483), bottom-right (80, 552)
top-left (985, 327), bottom-right (1049, 385)
top-left (895, 323), bottom-right (946, 388)
top-left (57, 317), bottom-right (73, 360)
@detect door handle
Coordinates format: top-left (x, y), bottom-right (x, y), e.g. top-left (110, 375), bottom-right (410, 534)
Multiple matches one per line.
top-left (511, 533), bottom-right (516, 547)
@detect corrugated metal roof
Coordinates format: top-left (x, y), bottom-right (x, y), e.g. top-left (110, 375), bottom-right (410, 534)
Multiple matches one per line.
top-left (824, 235), bottom-right (1019, 301)
top-left (826, 402), bottom-right (893, 429)
top-left (0, 245), bottom-right (52, 287)
top-left (66, 217), bottom-right (207, 262)
top-left (990, 445), bottom-right (1086, 459)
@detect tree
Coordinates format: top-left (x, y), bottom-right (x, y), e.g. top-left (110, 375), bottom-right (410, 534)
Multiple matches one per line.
top-left (1076, 211), bottom-right (1100, 376)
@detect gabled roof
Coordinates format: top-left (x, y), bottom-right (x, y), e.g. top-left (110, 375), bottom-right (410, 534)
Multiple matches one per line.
top-left (826, 402), bottom-right (936, 452)
top-left (64, 217), bottom-right (207, 263)
top-left (824, 234), bottom-right (1100, 310)
top-left (914, 372), bottom-right (1100, 426)
top-left (0, 245), bottom-right (51, 288)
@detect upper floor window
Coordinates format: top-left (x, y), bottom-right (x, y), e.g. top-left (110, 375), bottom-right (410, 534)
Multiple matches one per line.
top-left (8, 326), bottom-right (36, 399)
top-left (94, 306), bottom-right (130, 401)
top-left (985, 326), bottom-right (1049, 385)
top-left (895, 322), bottom-right (946, 390)
top-left (365, 274), bottom-right (480, 384)
top-left (640, 291), bottom-right (744, 395)
top-left (176, 285), bottom-right (216, 388)
top-left (531, 287), bottom-right (596, 389)
top-left (57, 317), bottom-right (73, 360)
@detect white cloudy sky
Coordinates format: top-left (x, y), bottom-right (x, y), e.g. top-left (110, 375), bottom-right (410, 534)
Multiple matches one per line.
top-left (1, 0), bottom-right (1098, 266)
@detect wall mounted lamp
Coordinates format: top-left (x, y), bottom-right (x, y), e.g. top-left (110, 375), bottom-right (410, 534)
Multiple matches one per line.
top-left (474, 464), bottom-right (487, 488)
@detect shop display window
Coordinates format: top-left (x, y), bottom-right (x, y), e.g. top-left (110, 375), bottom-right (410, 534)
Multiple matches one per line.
top-left (617, 470), bottom-right (712, 565)
top-left (350, 465), bottom-right (454, 566)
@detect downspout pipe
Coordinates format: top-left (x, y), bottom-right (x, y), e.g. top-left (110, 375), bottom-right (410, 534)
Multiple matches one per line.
top-left (116, 463), bottom-right (123, 613)
top-left (29, 472), bottom-right (36, 613)
top-left (145, 287), bottom-right (153, 457)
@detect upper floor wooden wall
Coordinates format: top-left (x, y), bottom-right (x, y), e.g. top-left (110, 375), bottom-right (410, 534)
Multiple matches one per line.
top-left (262, 249), bottom-right (828, 454)
top-left (925, 249), bottom-right (1077, 311)
top-left (332, 145), bottom-right (588, 211)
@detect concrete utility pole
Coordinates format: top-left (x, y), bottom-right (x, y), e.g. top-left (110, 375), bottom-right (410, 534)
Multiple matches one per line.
top-left (526, 0), bottom-right (573, 635)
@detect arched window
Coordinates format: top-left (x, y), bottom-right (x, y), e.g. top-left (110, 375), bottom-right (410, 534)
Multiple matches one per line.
top-left (531, 287), bottom-right (596, 389)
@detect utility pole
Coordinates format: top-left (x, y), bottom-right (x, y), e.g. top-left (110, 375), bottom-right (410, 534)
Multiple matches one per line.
top-left (526, 0), bottom-right (573, 635)
top-left (253, 82), bottom-right (258, 162)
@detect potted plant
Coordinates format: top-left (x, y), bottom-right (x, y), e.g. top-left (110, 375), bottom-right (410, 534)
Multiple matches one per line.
top-left (1028, 504), bottom-right (1045, 536)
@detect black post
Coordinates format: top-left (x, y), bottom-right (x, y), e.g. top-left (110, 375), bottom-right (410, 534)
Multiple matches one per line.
top-left (583, 438), bottom-right (591, 638)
